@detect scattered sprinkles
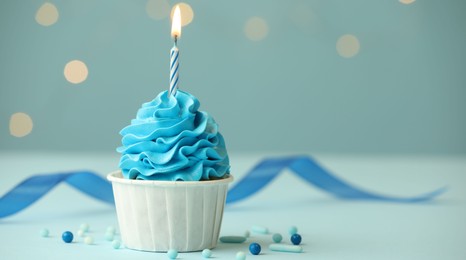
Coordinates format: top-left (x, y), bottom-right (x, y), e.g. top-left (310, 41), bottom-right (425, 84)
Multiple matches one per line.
top-left (235, 251), bottom-right (246, 260)
top-left (244, 230), bottom-right (250, 238)
top-left (62, 231), bottom-right (74, 243)
top-left (272, 233), bottom-right (283, 243)
top-left (249, 242), bottom-right (261, 255)
top-left (84, 236), bottom-right (94, 245)
top-left (288, 226), bottom-right (298, 235)
top-left (290, 233), bottom-right (302, 245)
top-left (112, 239), bottom-right (121, 249)
top-left (106, 226), bottom-right (116, 234)
top-left (40, 228), bottom-right (49, 237)
top-left (105, 232), bottom-right (114, 241)
top-left (167, 249), bottom-right (178, 259)
top-left (80, 223), bottom-right (90, 232)
top-left (201, 248), bottom-right (212, 258)
top-left (220, 236), bottom-right (247, 243)
top-left (251, 225), bottom-right (268, 234)
top-left (269, 243), bottom-right (303, 253)
top-left (77, 230), bottom-right (85, 237)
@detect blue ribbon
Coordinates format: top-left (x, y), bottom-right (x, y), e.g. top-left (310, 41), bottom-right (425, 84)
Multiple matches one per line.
top-left (0, 155), bottom-right (447, 218)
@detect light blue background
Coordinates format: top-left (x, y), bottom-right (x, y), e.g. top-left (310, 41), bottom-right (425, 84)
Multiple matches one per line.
top-left (1, 0), bottom-right (465, 154)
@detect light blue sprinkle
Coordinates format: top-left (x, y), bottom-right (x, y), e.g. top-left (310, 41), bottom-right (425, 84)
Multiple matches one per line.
top-left (167, 249), bottom-right (178, 259)
top-left (219, 236), bottom-right (247, 243)
top-left (80, 223), bottom-right (90, 232)
top-left (269, 243), bottom-right (303, 253)
top-left (106, 226), bottom-right (116, 234)
top-left (40, 228), bottom-right (49, 237)
top-left (289, 226), bottom-right (298, 235)
top-left (112, 239), bottom-right (121, 249)
top-left (236, 251), bottom-right (246, 260)
top-left (105, 232), bottom-right (114, 241)
top-left (202, 248), bottom-right (212, 258)
top-left (251, 225), bottom-right (268, 234)
top-left (272, 233), bottom-right (283, 243)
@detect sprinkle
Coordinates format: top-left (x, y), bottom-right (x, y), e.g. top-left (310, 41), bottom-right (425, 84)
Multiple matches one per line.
top-left (167, 249), bottom-right (178, 259)
top-left (62, 231), bottom-right (74, 243)
top-left (201, 248), bottom-right (212, 258)
top-left (106, 226), bottom-right (116, 234)
top-left (40, 228), bottom-right (49, 237)
top-left (80, 223), bottom-right (90, 232)
top-left (236, 251), bottom-right (246, 260)
top-left (77, 230), bottom-right (85, 237)
top-left (269, 243), bottom-right (303, 253)
top-left (249, 242), bottom-right (261, 255)
top-left (219, 236), bottom-right (247, 243)
top-left (84, 236), bottom-right (94, 245)
top-left (272, 233), bottom-right (283, 243)
top-left (105, 232), bottom-right (114, 241)
top-left (112, 239), bottom-right (121, 249)
top-left (290, 234), bottom-right (302, 245)
top-left (244, 230), bottom-right (250, 238)
top-left (251, 225), bottom-right (268, 234)
top-left (288, 226), bottom-right (298, 235)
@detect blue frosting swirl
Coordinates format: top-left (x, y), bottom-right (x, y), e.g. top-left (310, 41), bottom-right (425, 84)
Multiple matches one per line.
top-left (117, 90), bottom-right (230, 181)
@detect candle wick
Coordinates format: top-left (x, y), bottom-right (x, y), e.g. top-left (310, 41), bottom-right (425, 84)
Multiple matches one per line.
top-left (174, 35), bottom-right (178, 46)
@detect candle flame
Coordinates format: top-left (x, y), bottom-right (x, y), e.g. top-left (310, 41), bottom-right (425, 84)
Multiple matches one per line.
top-left (171, 5), bottom-right (181, 39)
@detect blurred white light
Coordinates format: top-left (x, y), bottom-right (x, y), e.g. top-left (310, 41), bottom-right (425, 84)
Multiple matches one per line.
top-left (336, 34), bottom-right (360, 58)
top-left (245, 17), bottom-right (269, 42)
top-left (170, 3), bottom-right (194, 27)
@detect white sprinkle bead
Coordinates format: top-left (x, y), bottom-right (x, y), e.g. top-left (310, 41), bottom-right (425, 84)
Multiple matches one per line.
top-left (236, 251), bottom-right (246, 260)
top-left (202, 248), bottom-right (212, 258)
top-left (269, 243), bottom-right (303, 253)
top-left (40, 228), bottom-right (49, 237)
top-left (220, 236), bottom-right (247, 243)
top-left (80, 223), bottom-right (90, 232)
top-left (106, 226), bottom-right (116, 234)
top-left (77, 230), bottom-right (85, 237)
top-left (251, 225), bottom-right (268, 234)
top-left (112, 239), bottom-right (121, 249)
top-left (84, 236), bottom-right (94, 245)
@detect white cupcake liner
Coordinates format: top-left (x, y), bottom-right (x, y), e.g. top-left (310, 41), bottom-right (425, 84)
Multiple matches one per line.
top-left (107, 170), bottom-right (233, 252)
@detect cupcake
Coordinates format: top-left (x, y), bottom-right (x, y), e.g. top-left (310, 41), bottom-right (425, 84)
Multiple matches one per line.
top-left (107, 90), bottom-right (231, 252)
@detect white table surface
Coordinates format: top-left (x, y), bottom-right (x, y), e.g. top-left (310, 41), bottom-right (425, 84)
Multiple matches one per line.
top-left (0, 152), bottom-right (465, 259)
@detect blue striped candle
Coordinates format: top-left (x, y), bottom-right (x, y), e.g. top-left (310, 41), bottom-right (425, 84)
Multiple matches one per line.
top-left (169, 5), bottom-right (181, 96)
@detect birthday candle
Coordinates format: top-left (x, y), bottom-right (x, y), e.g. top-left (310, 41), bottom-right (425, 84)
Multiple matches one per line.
top-left (169, 5), bottom-right (181, 96)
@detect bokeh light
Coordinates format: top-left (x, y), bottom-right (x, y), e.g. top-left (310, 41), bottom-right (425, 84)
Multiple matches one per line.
top-left (336, 34), bottom-right (360, 58)
top-left (35, 2), bottom-right (59, 26)
top-left (64, 60), bottom-right (89, 84)
top-left (146, 0), bottom-right (170, 20)
top-left (244, 17), bottom-right (269, 42)
top-left (399, 0), bottom-right (416, 5)
top-left (9, 112), bottom-right (33, 137)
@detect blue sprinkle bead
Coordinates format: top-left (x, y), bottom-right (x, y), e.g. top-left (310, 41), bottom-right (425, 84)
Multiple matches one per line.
top-left (249, 243), bottom-right (261, 255)
top-left (40, 228), bottom-right (49, 237)
top-left (112, 240), bottom-right (121, 249)
top-left (201, 248), bottom-right (212, 258)
top-left (272, 233), bottom-right (282, 243)
top-left (288, 226), bottom-right (298, 235)
top-left (62, 231), bottom-right (74, 243)
top-left (236, 251), bottom-right (246, 260)
top-left (290, 234), bottom-right (302, 245)
top-left (167, 249), bottom-right (178, 259)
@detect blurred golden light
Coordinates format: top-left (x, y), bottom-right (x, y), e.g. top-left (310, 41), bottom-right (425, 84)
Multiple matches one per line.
top-left (64, 60), bottom-right (89, 84)
top-left (10, 112), bottom-right (33, 137)
top-left (35, 2), bottom-right (59, 26)
top-left (336, 34), bottom-right (360, 58)
top-left (245, 17), bottom-right (269, 42)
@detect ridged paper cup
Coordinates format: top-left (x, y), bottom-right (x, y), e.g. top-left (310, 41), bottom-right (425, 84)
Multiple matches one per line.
top-left (107, 170), bottom-right (233, 252)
